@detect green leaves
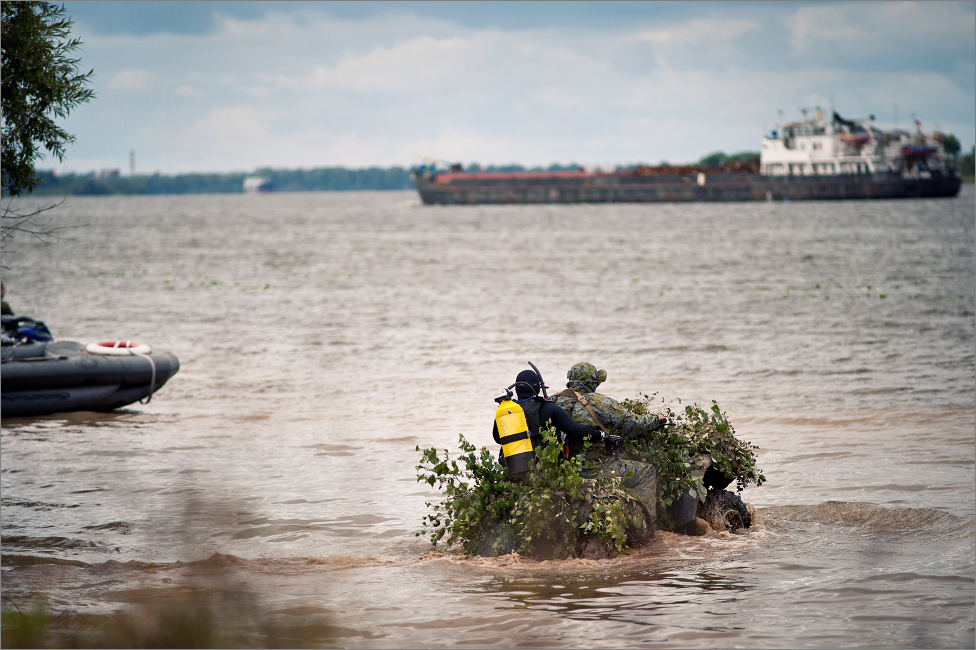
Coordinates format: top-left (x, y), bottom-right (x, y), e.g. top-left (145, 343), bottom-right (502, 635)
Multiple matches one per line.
top-left (416, 436), bottom-right (516, 554)
top-left (619, 397), bottom-right (764, 527)
top-left (415, 400), bottom-right (764, 552)
top-left (2, 2), bottom-right (95, 196)
top-left (416, 428), bottom-right (640, 558)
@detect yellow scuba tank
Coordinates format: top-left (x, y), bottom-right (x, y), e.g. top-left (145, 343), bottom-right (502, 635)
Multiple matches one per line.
top-left (495, 397), bottom-right (534, 479)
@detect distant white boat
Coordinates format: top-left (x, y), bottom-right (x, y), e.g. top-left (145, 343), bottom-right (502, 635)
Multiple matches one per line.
top-left (243, 176), bottom-right (272, 193)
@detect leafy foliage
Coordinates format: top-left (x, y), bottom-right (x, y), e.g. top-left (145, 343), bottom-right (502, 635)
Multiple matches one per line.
top-left (940, 133), bottom-right (961, 158)
top-left (416, 428), bottom-right (640, 558)
top-left (697, 151), bottom-right (761, 167)
top-left (416, 435), bottom-right (518, 555)
top-left (417, 398), bottom-right (764, 554)
top-left (2, 1), bottom-right (95, 196)
top-left (509, 428), bottom-right (586, 557)
top-left (620, 395), bottom-right (765, 526)
top-left (958, 145), bottom-right (975, 179)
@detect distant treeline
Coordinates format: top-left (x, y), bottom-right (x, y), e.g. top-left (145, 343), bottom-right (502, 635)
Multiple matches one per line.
top-left (694, 151), bottom-right (761, 167)
top-left (33, 147), bottom-right (972, 196)
top-left (960, 146), bottom-right (976, 181)
top-left (29, 163), bottom-right (604, 196)
top-left (461, 153), bottom-right (761, 173)
top-left (25, 153), bottom-right (763, 196)
top-left (28, 166), bottom-right (416, 196)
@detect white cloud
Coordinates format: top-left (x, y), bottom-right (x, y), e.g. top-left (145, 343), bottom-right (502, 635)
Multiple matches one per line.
top-left (49, 2), bottom-right (976, 175)
top-left (186, 107), bottom-right (270, 142)
top-left (108, 69), bottom-right (152, 90)
top-left (275, 35), bottom-right (482, 94)
top-left (634, 17), bottom-right (759, 46)
top-left (213, 13), bottom-right (296, 40)
top-left (786, 1), bottom-right (974, 67)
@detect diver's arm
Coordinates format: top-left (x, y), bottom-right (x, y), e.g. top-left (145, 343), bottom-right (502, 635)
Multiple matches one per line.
top-left (541, 402), bottom-right (602, 444)
top-left (590, 394), bottom-right (660, 436)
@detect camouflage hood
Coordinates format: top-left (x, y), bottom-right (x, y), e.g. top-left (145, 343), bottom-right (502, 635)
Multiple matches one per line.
top-left (566, 362), bottom-right (607, 393)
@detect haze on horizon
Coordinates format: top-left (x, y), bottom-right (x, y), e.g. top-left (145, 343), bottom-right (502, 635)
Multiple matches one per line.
top-left (49, 0), bottom-right (976, 176)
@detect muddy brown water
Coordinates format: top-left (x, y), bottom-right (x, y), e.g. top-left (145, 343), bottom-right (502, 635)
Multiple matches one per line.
top-left (2, 189), bottom-right (973, 647)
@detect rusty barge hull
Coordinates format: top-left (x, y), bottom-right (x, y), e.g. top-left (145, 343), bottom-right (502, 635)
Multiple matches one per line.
top-left (412, 169), bottom-right (962, 205)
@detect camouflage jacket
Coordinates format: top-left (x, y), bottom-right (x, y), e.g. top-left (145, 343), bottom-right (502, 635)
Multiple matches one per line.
top-left (550, 362), bottom-right (661, 441)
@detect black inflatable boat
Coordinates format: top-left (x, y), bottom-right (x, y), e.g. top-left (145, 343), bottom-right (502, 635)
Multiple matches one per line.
top-left (1, 316), bottom-right (180, 418)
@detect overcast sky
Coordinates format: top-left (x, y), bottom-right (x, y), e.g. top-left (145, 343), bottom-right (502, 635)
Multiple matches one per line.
top-left (51, 1), bottom-right (976, 175)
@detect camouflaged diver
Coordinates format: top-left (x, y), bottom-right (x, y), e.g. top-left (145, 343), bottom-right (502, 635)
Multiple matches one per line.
top-left (552, 362), bottom-right (665, 445)
top-left (553, 361), bottom-right (714, 535)
top-left (492, 368), bottom-right (603, 482)
top-left (551, 361), bottom-right (663, 529)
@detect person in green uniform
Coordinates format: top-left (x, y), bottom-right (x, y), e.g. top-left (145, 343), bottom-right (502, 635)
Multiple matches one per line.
top-left (548, 362), bottom-right (664, 530)
top-left (553, 361), bottom-right (709, 536)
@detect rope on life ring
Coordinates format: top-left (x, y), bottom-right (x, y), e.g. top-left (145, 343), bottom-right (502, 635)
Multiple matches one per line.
top-left (85, 341), bottom-right (157, 404)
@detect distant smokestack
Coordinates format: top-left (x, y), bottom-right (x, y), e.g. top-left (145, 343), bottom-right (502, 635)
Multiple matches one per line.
top-left (130, 150), bottom-right (135, 176)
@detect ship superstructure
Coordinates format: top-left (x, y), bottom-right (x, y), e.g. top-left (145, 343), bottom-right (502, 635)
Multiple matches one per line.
top-left (761, 108), bottom-right (955, 178)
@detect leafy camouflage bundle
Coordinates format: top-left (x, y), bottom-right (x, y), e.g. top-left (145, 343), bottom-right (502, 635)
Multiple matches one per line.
top-left (416, 399), bottom-right (763, 555)
top-left (620, 396), bottom-right (765, 524)
top-left (416, 428), bottom-right (646, 558)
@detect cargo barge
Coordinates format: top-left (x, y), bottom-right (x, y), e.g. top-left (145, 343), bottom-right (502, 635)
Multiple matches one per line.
top-left (412, 109), bottom-right (962, 204)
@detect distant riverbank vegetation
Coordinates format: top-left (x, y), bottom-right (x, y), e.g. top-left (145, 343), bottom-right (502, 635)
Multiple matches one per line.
top-left (22, 146), bottom-right (973, 196)
top-left (25, 152), bottom-right (760, 197)
top-left (959, 146), bottom-right (976, 183)
top-left (27, 166), bottom-right (416, 196)
top-left (459, 152), bottom-right (761, 173)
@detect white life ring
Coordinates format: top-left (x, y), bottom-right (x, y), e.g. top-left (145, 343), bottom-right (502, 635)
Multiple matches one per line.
top-left (86, 340), bottom-right (152, 356)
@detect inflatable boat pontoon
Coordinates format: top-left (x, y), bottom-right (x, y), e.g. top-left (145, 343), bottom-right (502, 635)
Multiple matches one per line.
top-left (2, 317), bottom-right (180, 417)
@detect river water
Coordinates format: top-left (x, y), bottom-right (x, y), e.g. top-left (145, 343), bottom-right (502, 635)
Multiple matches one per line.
top-left (2, 188), bottom-right (973, 648)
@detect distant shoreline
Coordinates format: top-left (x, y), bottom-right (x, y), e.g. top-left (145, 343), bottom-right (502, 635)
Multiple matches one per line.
top-left (12, 158), bottom-right (974, 197)
top-left (19, 154), bottom-right (764, 196)
top-left (22, 166), bottom-right (416, 196)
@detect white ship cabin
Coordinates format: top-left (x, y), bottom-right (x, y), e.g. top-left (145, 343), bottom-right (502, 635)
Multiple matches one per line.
top-left (760, 108), bottom-right (951, 177)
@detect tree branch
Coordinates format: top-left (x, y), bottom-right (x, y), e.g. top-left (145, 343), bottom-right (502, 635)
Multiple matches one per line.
top-left (1, 197), bottom-right (88, 269)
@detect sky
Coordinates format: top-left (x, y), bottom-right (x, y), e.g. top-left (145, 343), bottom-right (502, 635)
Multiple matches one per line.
top-left (44, 1), bottom-right (976, 175)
